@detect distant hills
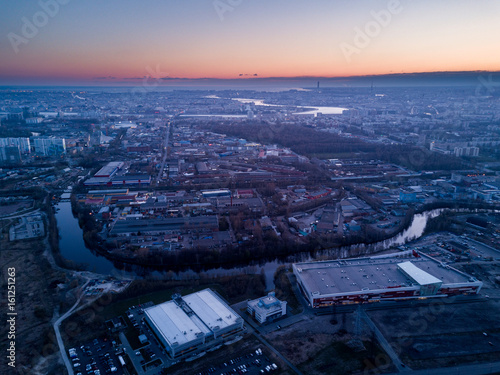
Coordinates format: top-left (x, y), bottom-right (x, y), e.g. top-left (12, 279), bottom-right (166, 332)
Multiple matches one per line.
top-left (2, 70), bottom-right (500, 89)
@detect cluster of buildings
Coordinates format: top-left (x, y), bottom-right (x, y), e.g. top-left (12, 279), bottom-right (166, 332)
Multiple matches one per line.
top-left (3, 86), bottom-right (500, 275)
top-left (132, 245), bottom-right (483, 363)
top-left (167, 125), bottom-right (309, 187)
top-left (83, 186), bottom-right (265, 249)
top-left (9, 213), bottom-right (45, 241)
top-left (430, 142), bottom-right (480, 157)
top-left (0, 136), bottom-right (66, 164)
top-left (328, 159), bottom-right (414, 180)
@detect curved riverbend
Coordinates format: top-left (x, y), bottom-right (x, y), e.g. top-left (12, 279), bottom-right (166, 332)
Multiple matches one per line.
top-left (55, 201), bottom-right (445, 286)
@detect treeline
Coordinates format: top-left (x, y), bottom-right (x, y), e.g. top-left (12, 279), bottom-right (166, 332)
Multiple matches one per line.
top-left (206, 121), bottom-right (464, 171)
top-left (424, 210), bottom-right (463, 235)
top-left (418, 199), bottom-right (500, 213)
top-left (209, 121), bottom-right (376, 155)
top-left (112, 274), bottom-right (266, 305)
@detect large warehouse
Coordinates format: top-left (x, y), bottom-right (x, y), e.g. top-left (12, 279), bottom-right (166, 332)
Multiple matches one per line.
top-left (293, 251), bottom-right (483, 308)
top-left (144, 289), bottom-right (243, 360)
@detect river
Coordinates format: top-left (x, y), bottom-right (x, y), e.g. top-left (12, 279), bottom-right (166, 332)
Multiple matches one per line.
top-left (205, 96), bottom-right (347, 116)
top-left (231, 97), bottom-right (347, 115)
top-left (55, 201), bottom-right (445, 289)
top-left (56, 201), bottom-right (116, 274)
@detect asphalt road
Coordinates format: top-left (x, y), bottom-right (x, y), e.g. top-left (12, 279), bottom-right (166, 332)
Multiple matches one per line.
top-left (156, 121), bottom-right (171, 184)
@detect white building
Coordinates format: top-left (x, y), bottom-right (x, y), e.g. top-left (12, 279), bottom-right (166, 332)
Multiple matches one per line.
top-left (32, 137), bottom-right (66, 156)
top-left (0, 137), bottom-right (30, 154)
top-left (454, 146), bottom-right (480, 157)
top-left (144, 289), bottom-right (243, 360)
top-left (25, 117), bottom-right (43, 124)
top-left (247, 292), bottom-right (287, 324)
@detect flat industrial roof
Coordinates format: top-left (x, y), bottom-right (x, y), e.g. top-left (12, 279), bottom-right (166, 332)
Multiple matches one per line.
top-left (109, 216), bottom-right (218, 234)
top-left (294, 253), bottom-right (475, 297)
top-left (201, 189), bottom-right (231, 195)
top-left (184, 289), bottom-right (240, 331)
top-left (248, 294), bottom-right (283, 311)
top-left (397, 261), bottom-right (442, 286)
top-left (144, 300), bottom-right (210, 347)
top-left (144, 289), bottom-right (240, 347)
top-left (95, 162), bottom-right (123, 177)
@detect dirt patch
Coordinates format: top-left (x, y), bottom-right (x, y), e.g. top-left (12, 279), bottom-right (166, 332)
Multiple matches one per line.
top-left (272, 331), bottom-right (334, 365)
top-left (266, 313), bottom-right (394, 374)
top-left (0, 201), bottom-right (33, 216)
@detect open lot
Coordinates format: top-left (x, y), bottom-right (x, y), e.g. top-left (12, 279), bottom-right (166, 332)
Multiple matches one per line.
top-left (367, 299), bottom-right (500, 369)
top-left (0, 230), bottom-right (67, 374)
top-left (0, 200), bottom-right (34, 216)
top-left (265, 313), bottom-right (394, 375)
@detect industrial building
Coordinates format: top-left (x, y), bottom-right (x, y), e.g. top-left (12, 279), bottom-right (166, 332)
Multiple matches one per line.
top-left (293, 251), bottom-right (483, 307)
top-left (201, 189), bottom-right (231, 198)
top-left (84, 162), bottom-right (151, 186)
top-left (94, 161), bottom-right (124, 178)
top-left (247, 292), bottom-right (287, 324)
top-left (144, 289), bottom-right (243, 360)
top-left (110, 174), bottom-right (151, 185)
top-left (108, 215), bottom-right (218, 236)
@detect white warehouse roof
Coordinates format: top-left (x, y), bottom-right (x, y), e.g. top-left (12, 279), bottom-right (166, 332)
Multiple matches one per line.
top-left (145, 300), bottom-right (209, 347)
top-left (397, 261), bottom-right (442, 286)
top-left (144, 289), bottom-right (240, 347)
top-left (184, 289), bottom-right (240, 332)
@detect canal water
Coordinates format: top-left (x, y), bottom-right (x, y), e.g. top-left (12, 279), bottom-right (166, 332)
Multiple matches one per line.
top-left (55, 201), bottom-right (443, 289)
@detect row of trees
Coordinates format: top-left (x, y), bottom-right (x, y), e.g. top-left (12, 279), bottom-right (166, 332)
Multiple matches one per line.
top-left (206, 121), bottom-right (464, 171)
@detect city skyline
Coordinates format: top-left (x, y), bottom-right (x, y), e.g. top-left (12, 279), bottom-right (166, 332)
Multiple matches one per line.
top-left (1, 0), bottom-right (500, 85)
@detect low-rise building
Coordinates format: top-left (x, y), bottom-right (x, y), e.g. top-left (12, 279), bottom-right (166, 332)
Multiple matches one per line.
top-left (247, 292), bottom-right (287, 324)
top-left (9, 213), bottom-right (45, 241)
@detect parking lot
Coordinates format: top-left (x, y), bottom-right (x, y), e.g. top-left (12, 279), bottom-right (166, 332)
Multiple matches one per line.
top-left (122, 303), bottom-right (169, 373)
top-left (68, 336), bottom-right (126, 375)
top-left (186, 348), bottom-right (279, 375)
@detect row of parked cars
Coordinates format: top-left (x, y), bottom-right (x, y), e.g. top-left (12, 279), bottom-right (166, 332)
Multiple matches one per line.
top-left (68, 338), bottom-right (120, 375)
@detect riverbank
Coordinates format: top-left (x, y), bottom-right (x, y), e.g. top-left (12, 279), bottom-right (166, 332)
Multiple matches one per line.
top-left (57, 198), bottom-right (500, 276)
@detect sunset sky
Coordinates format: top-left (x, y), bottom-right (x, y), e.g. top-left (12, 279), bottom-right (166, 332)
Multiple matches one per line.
top-left (1, 0), bottom-right (499, 85)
